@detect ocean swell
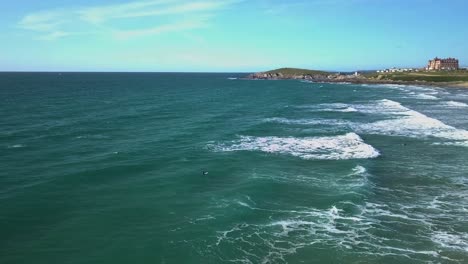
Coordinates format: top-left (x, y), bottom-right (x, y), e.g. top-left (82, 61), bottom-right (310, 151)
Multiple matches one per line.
top-left (212, 133), bottom-right (380, 160)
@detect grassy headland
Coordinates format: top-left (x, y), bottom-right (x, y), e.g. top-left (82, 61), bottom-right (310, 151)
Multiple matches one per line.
top-left (265, 68), bottom-right (331, 76)
top-left (248, 68), bottom-right (468, 88)
top-left (248, 68), bottom-right (335, 81)
top-left (364, 70), bottom-right (468, 83)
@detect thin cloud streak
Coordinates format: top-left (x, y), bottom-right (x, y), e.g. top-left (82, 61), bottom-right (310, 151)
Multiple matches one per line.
top-left (114, 19), bottom-right (209, 39)
top-left (77, 0), bottom-right (177, 24)
top-left (17, 0), bottom-right (241, 40)
top-left (18, 10), bottom-right (66, 32)
top-left (261, 0), bottom-right (366, 15)
top-left (78, 0), bottom-right (236, 23)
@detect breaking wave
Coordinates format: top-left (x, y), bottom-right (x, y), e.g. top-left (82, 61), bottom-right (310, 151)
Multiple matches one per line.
top-left (431, 231), bottom-right (468, 252)
top-left (444, 101), bottom-right (468, 108)
top-left (263, 117), bottom-right (349, 126)
top-left (356, 99), bottom-right (468, 145)
top-left (276, 99), bottom-right (468, 146)
top-left (212, 133), bottom-right (380, 160)
top-left (295, 103), bottom-right (358, 112)
top-left (212, 197), bottom-right (464, 263)
top-left (413, 93), bottom-right (439, 100)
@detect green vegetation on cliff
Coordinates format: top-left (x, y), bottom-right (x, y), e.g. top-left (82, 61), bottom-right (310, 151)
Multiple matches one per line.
top-left (265, 68), bottom-right (330, 76)
top-left (365, 70), bottom-right (468, 83)
top-left (252, 67), bottom-right (468, 87)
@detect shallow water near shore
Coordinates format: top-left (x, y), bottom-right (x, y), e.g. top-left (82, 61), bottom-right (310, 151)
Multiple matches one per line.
top-left (1, 73), bottom-right (468, 263)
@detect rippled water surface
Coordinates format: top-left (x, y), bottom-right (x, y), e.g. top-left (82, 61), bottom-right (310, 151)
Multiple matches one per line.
top-left (1, 73), bottom-right (467, 263)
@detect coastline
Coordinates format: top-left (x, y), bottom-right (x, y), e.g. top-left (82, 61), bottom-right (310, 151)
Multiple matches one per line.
top-left (245, 71), bottom-right (468, 89)
top-left (321, 79), bottom-right (468, 89)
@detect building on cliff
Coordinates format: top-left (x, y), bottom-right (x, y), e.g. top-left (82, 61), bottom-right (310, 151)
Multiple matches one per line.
top-left (427, 57), bottom-right (459, 70)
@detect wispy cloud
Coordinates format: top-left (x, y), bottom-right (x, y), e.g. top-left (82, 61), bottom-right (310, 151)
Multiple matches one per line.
top-left (78, 0), bottom-right (236, 24)
top-left (18, 10), bottom-right (65, 32)
top-left (17, 0), bottom-right (240, 40)
top-left (114, 19), bottom-right (209, 39)
top-left (261, 0), bottom-right (364, 15)
top-left (78, 0), bottom-right (174, 24)
top-left (17, 10), bottom-right (76, 40)
top-left (40, 31), bottom-right (73, 41)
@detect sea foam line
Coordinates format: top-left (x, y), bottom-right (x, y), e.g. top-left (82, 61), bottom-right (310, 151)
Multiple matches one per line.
top-left (445, 101), bottom-right (468, 108)
top-left (413, 93), bottom-right (439, 100)
top-left (272, 99), bottom-right (468, 146)
top-left (211, 133), bottom-right (379, 160)
top-left (357, 99), bottom-right (468, 146)
top-left (213, 200), bottom-right (456, 264)
top-left (7, 144), bottom-right (25, 149)
top-left (264, 117), bottom-right (350, 126)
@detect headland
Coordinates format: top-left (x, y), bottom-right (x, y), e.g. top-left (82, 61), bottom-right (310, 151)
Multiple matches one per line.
top-left (246, 67), bottom-right (468, 88)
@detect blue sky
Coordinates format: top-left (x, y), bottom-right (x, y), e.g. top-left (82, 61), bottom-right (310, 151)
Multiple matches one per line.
top-left (1, 0), bottom-right (468, 72)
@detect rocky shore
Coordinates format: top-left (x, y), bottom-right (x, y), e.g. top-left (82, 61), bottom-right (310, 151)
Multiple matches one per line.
top-left (246, 71), bottom-right (468, 88)
top-left (247, 71), bottom-right (363, 82)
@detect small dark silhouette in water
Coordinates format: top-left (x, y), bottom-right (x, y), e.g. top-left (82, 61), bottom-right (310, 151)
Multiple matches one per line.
top-left (202, 170), bottom-right (209, 175)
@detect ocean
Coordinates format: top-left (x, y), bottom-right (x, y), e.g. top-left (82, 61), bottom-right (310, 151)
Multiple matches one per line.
top-left (1, 73), bottom-right (467, 263)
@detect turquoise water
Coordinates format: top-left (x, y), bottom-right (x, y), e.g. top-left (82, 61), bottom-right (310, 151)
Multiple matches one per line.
top-left (1, 73), bottom-right (468, 263)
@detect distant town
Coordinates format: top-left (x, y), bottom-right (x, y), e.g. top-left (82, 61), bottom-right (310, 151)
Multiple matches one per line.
top-left (376, 57), bottom-right (463, 73)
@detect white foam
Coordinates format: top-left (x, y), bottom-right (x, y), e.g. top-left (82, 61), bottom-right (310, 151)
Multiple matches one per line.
top-left (405, 85), bottom-right (439, 93)
top-left (380, 84), bottom-right (407, 89)
top-left (352, 99), bottom-right (408, 114)
top-left (340, 107), bottom-right (358, 112)
top-left (434, 141), bottom-right (468, 147)
top-left (264, 117), bottom-right (349, 126)
top-left (7, 144), bottom-right (25, 149)
top-left (295, 103), bottom-right (347, 109)
top-left (431, 231), bottom-right (468, 252)
top-left (378, 99), bottom-right (408, 110)
top-left (227, 77), bottom-right (238, 80)
top-left (213, 133), bottom-right (380, 160)
top-left (445, 101), bottom-right (468, 108)
top-left (217, 201), bottom-right (442, 261)
top-left (367, 83), bottom-right (438, 92)
top-left (361, 202), bottom-right (428, 223)
top-left (275, 99), bottom-right (468, 146)
top-left (363, 84), bottom-right (446, 101)
top-left (329, 206), bottom-right (340, 219)
top-left (356, 99), bottom-right (468, 145)
top-left (268, 205), bottom-right (353, 237)
top-left (352, 165), bottom-right (367, 175)
top-left (296, 103), bottom-right (358, 112)
top-left (413, 93), bottom-right (439, 100)
top-left (237, 201), bottom-right (254, 209)
top-left (76, 134), bottom-right (109, 139)
top-left (194, 215), bottom-right (216, 222)
top-left (213, 196), bottom-right (464, 263)
top-left (335, 165), bottom-right (370, 189)
top-left (363, 84), bottom-right (407, 90)
top-left (317, 107), bottom-right (358, 113)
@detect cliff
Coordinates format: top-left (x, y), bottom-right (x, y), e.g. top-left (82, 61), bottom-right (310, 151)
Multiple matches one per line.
top-left (246, 68), bottom-right (468, 88)
top-left (246, 68), bottom-right (363, 82)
